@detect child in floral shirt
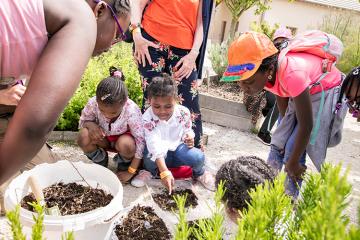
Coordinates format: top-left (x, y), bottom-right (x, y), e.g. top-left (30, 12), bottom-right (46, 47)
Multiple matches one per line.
top-left (131, 74), bottom-right (215, 192)
top-left (77, 67), bottom-right (144, 184)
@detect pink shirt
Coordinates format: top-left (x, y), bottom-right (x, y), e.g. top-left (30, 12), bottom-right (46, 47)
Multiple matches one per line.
top-left (265, 52), bottom-right (342, 98)
top-left (0, 0), bottom-right (48, 85)
top-left (79, 97), bottom-right (145, 159)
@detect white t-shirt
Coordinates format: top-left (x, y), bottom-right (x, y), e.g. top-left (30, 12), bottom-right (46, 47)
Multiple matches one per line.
top-left (143, 104), bottom-right (195, 161)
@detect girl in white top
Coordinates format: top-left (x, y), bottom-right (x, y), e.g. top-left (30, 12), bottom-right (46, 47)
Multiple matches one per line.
top-left (132, 74), bottom-right (214, 192)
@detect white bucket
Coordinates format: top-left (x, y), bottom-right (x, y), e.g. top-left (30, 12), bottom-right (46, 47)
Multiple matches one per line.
top-left (4, 160), bottom-right (123, 240)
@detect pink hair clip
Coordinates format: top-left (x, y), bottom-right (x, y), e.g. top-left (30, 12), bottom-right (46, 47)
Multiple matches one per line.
top-left (113, 71), bottom-right (122, 78)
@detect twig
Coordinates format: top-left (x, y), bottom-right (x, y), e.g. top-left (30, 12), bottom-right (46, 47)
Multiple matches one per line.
top-left (69, 161), bottom-right (91, 187)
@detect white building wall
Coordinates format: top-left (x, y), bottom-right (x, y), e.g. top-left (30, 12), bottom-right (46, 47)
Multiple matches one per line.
top-left (208, 0), bottom-right (360, 43)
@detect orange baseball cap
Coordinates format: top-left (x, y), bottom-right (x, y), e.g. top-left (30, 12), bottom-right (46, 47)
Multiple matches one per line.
top-left (221, 31), bottom-right (278, 82)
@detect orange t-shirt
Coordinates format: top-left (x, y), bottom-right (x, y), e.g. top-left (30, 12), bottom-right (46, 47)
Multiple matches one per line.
top-left (142, 0), bottom-right (199, 50)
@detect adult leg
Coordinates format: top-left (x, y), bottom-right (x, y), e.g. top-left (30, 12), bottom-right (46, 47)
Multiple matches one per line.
top-left (259, 91), bottom-right (279, 135)
top-left (166, 47), bottom-right (203, 148)
top-left (137, 30), bottom-right (168, 112)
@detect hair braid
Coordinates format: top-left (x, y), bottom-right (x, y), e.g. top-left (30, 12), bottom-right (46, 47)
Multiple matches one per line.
top-left (215, 156), bottom-right (275, 210)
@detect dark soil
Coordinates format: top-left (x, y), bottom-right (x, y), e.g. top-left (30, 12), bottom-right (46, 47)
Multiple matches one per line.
top-left (152, 189), bottom-right (198, 211)
top-left (21, 182), bottom-right (113, 215)
top-left (114, 205), bottom-right (171, 240)
top-left (199, 82), bottom-right (243, 103)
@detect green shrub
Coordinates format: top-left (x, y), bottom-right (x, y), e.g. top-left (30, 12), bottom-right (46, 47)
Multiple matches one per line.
top-left (174, 194), bottom-right (191, 240)
top-left (6, 202), bottom-right (74, 240)
top-left (207, 39), bottom-right (231, 81)
top-left (56, 43), bottom-right (142, 131)
top-left (175, 163), bottom-right (360, 239)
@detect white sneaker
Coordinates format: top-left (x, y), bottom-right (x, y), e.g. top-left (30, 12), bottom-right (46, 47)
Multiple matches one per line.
top-left (196, 170), bottom-right (216, 191)
top-left (131, 170), bottom-right (152, 188)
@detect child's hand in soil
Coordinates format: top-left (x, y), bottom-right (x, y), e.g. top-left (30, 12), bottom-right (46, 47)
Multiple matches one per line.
top-left (117, 171), bottom-right (134, 183)
top-left (86, 123), bottom-right (105, 141)
top-left (184, 134), bottom-right (194, 148)
top-left (161, 175), bottom-right (175, 195)
top-left (285, 161), bottom-right (307, 181)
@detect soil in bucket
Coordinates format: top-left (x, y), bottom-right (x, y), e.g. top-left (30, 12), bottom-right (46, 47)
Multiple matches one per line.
top-left (152, 188), bottom-right (198, 211)
top-left (114, 205), bottom-right (171, 240)
top-left (21, 182), bottom-right (113, 215)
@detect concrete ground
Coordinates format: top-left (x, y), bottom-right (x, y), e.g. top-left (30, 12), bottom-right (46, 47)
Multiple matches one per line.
top-left (1, 116), bottom-right (359, 239)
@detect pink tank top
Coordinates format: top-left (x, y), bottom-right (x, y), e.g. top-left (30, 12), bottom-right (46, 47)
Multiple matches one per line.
top-left (0, 0), bottom-right (48, 86)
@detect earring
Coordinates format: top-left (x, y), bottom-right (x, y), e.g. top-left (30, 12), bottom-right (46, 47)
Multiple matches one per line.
top-left (268, 74), bottom-right (272, 80)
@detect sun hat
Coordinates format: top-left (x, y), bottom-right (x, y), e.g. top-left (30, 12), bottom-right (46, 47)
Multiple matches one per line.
top-left (273, 26), bottom-right (293, 40)
top-left (221, 31), bottom-right (278, 82)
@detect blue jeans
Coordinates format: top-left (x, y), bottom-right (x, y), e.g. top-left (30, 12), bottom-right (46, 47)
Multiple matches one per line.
top-left (143, 143), bottom-right (205, 178)
top-left (267, 123), bottom-right (306, 199)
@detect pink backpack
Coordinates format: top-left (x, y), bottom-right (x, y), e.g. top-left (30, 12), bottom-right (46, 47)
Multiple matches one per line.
top-left (278, 30), bottom-right (343, 77)
top-left (277, 30), bottom-right (344, 145)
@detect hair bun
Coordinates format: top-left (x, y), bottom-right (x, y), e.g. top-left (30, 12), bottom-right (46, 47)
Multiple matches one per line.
top-left (109, 66), bottom-right (125, 81)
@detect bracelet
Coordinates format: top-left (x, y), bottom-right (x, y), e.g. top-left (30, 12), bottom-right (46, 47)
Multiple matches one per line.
top-left (128, 166), bottom-right (137, 174)
top-left (160, 170), bottom-right (172, 179)
top-left (129, 23), bottom-right (142, 34)
top-left (132, 27), bottom-right (141, 35)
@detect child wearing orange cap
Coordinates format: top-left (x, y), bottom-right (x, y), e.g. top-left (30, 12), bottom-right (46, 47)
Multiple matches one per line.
top-left (222, 31), bottom-right (346, 198)
top-left (257, 27), bottom-right (293, 145)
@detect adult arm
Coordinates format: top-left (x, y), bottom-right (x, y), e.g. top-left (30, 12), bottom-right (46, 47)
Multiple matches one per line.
top-left (175, 0), bottom-right (204, 80)
top-left (0, 0), bottom-right (97, 184)
top-left (285, 88), bottom-right (313, 180)
top-left (130, 0), bottom-right (159, 66)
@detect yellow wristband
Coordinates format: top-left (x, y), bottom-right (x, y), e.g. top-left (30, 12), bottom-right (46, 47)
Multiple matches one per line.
top-left (160, 170), bottom-right (172, 179)
top-left (128, 167), bottom-right (137, 174)
top-left (132, 27), bottom-right (141, 35)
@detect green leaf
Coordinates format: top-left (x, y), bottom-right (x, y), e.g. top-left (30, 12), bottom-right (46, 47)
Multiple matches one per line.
top-left (6, 205), bottom-right (26, 240)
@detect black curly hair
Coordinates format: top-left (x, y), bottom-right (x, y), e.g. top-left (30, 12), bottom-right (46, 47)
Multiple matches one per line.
top-left (147, 73), bottom-right (178, 99)
top-left (107, 0), bottom-right (130, 17)
top-left (96, 66), bottom-right (128, 105)
top-left (338, 66), bottom-right (360, 109)
top-left (257, 40), bottom-right (289, 74)
top-left (215, 156), bottom-right (276, 210)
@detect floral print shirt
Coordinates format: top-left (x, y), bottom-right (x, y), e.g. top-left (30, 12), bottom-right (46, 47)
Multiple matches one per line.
top-left (79, 97), bottom-right (145, 159)
top-left (143, 104), bottom-right (195, 161)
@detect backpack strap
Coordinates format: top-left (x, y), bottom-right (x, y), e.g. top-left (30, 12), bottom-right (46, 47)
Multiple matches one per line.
top-left (309, 72), bottom-right (329, 145)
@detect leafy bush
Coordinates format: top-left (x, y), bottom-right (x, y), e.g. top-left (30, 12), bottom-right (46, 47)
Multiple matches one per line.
top-left (319, 13), bottom-right (360, 74)
top-left (175, 163), bottom-right (360, 239)
top-left (55, 43), bottom-right (142, 131)
top-left (207, 39), bottom-right (231, 81)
